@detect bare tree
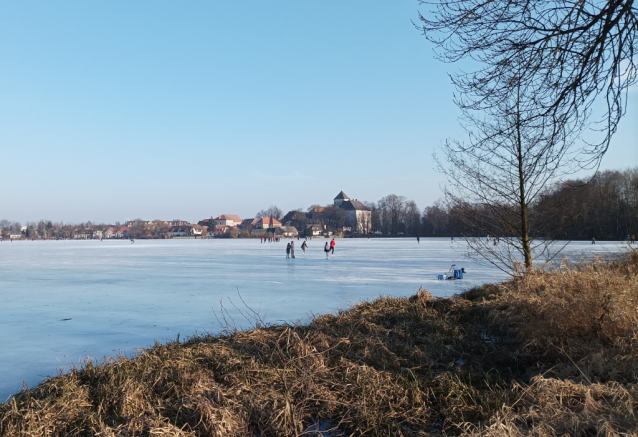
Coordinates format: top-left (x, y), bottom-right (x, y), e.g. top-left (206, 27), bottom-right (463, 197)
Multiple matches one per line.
top-left (128, 219), bottom-right (148, 239)
top-left (147, 220), bottom-right (169, 238)
top-left (0, 220), bottom-right (10, 239)
top-left (421, 200), bottom-right (455, 236)
top-left (438, 84), bottom-right (577, 273)
top-left (256, 205), bottom-right (283, 220)
top-left (11, 222), bottom-right (22, 234)
top-left (37, 221), bottom-right (47, 238)
top-left (403, 200), bottom-right (421, 236)
top-left (418, 0), bottom-right (637, 168)
top-left (0, 220), bottom-right (10, 240)
top-left (378, 195), bottom-right (407, 235)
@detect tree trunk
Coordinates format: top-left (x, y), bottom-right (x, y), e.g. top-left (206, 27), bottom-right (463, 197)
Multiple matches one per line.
top-left (515, 99), bottom-right (532, 270)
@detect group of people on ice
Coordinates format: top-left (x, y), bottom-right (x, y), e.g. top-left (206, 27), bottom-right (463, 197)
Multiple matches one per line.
top-left (592, 235), bottom-right (635, 244)
top-left (261, 236), bottom-right (282, 243)
top-left (485, 235), bottom-right (500, 246)
top-left (286, 238), bottom-right (335, 259)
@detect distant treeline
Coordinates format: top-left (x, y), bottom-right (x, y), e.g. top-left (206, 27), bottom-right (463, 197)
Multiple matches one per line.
top-left (536, 168), bottom-right (638, 240)
top-left (2, 168), bottom-right (636, 241)
top-left (408, 168), bottom-right (637, 240)
top-left (360, 168), bottom-right (637, 240)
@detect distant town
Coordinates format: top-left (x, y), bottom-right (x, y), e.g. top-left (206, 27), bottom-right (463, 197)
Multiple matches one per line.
top-left (0, 192), bottom-right (377, 241)
top-left (1, 168), bottom-right (636, 242)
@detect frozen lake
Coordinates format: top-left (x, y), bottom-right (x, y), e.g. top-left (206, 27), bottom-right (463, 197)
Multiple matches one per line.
top-left (0, 238), bottom-right (627, 401)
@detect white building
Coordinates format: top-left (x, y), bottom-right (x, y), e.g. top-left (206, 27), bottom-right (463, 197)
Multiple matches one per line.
top-left (275, 226), bottom-right (299, 238)
top-left (214, 214), bottom-right (242, 227)
top-left (333, 191), bottom-right (372, 234)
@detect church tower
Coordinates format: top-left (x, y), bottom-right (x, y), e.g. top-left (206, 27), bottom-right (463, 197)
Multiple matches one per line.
top-left (334, 191), bottom-right (349, 207)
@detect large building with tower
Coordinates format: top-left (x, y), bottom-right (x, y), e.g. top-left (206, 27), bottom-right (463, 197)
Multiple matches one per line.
top-left (333, 191), bottom-right (372, 234)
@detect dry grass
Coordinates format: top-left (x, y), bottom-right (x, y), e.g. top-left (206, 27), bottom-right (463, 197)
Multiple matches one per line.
top-left (1, 250), bottom-right (636, 436)
top-left (465, 377), bottom-right (637, 437)
top-left (463, 248), bottom-right (638, 385)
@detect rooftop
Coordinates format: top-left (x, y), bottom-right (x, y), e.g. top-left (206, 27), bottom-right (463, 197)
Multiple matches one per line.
top-left (340, 199), bottom-right (371, 211)
top-left (334, 191), bottom-right (350, 200)
top-left (216, 214), bottom-right (242, 223)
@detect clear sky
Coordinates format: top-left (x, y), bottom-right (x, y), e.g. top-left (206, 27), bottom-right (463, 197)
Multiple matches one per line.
top-left (1, 1), bottom-right (636, 224)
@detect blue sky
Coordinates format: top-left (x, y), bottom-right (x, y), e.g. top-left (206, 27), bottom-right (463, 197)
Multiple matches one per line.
top-left (1, 1), bottom-right (636, 224)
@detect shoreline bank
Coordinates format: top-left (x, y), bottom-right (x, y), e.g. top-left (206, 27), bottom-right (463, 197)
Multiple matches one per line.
top-left (1, 250), bottom-right (636, 435)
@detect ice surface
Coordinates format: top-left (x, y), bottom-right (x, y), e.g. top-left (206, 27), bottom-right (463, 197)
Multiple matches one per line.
top-left (0, 238), bottom-right (628, 400)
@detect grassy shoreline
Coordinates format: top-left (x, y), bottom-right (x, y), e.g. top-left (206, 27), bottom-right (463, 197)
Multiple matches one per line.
top-left (1, 252), bottom-right (636, 436)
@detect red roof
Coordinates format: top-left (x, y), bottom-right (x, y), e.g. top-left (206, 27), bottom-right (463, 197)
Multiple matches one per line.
top-left (256, 217), bottom-right (282, 226)
top-left (217, 214), bottom-right (242, 223)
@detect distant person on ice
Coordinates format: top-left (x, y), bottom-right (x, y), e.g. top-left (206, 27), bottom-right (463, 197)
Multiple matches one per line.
top-left (330, 238), bottom-right (336, 255)
top-left (592, 237), bottom-right (596, 245)
top-left (286, 242), bottom-right (291, 259)
top-left (301, 240), bottom-right (307, 255)
top-left (324, 242), bottom-right (330, 259)
top-left (290, 241), bottom-right (295, 258)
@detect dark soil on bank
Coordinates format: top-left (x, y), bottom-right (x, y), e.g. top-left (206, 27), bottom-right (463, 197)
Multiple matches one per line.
top-left (1, 251), bottom-right (637, 436)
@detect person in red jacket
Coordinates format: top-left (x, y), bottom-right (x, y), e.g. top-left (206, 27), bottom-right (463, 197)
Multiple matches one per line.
top-left (330, 238), bottom-right (336, 255)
